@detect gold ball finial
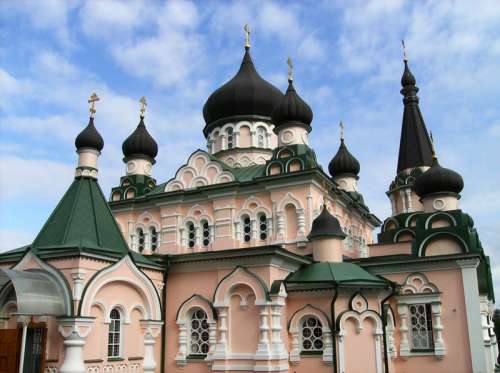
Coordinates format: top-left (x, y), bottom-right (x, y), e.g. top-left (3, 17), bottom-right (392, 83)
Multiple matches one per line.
top-left (88, 92), bottom-right (100, 118)
top-left (140, 96), bottom-right (147, 117)
top-left (287, 57), bottom-right (293, 82)
top-left (244, 24), bottom-right (251, 49)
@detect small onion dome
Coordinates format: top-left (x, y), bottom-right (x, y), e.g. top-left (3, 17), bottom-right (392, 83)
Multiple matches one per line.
top-left (413, 158), bottom-right (464, 197)
top-left (75, 117), bottom-right (104, 151)
top-left (122, 116), bottom-right (158, 160)
top-left (328, 139), bottom-right (360, 177)
top-left (401, 60), bottom-right (416, 87)
top-left (271, 79), bottom-right (313, 131)
top-left (308, 205), bottom-right (346, 240)
top-left (202, 48), bottom-right (284, 132)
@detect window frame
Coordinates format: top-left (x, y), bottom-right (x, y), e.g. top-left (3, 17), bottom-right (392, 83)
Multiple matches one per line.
top-left (241, 215), bottom-right (251, 243)
top-left (257, 213), bottom-right (268, 241)
top-left (150, 226), bottom-right (159, 252)
top-left (201, 220), bottom-right (211, 247)
top-left (187, 222), bottom-right (196, 248)
top-left (408, 303), bottom-right (434, 352)
top-left (137, 228), bottom-right (145, 253)
top-left (188, 308), bottom-right (210, 358)
top-left (108, 308), bottom-right (122, 358)
top-left (300, 316), bottom-right (324, 355)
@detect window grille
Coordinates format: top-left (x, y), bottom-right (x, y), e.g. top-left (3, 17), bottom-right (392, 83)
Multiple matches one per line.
top-left (257, 127), bottom-right (266, 147)
top-left (258, 214), bottom-right (268, 240)
top-left (227, 128), bottom-right (234, 149)
top-left (301, 317), bottom-right (323, 352)
top-left (409, 303), bottom-right (434, 351)
top-left (108, 309), bottom-right (121, 357)
top-left (190, 309), bottom-right (210, 356)
top-left (150, 227), bottom-right (158, 252)
top-left (187, 223), bottom-right (196, 248)
top-left (137, 228), bottom-right (145, 252)
top-left (242, 215), bottom-right (251, 242)
top-left (202, 220), bottom-right (210, 247)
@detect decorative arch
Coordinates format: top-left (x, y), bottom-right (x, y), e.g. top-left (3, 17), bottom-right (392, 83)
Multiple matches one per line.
top-left (277, 192), bottom-right (304, 211)
top-left (404, 212), bottom-right (422, 228)
top-left (383, 217), bottom-right (399, 232)
top-left (418, 232), bottom-right (468, 257)
top-left (424, 212), bottom-right (457, 229)
top-left (286, 158), bottom-right (304, 172)
top-left (213, 266), bottom-right (269, 306)
top-left (90, 300), bottom-right (109, 322)
top-left (164, 150), bottom-right (235, 192)
top-left (400, 272), bottom-right (439, 294)
top-left (175, 294), bottom-right (217, 366)
top-left (288, 304), bottom-right (333, 364)
top-left (393, 229), bottom-right (416, 243)
top-left (79, 255), bottom-right (162, 321)
top-left (266, 161), bottom-right (283, 176)
top-left (276, 147), bottom-right (295, 158)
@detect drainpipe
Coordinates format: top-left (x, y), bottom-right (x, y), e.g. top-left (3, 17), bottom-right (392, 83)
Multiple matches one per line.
top-left (330, 286), bottom-right (339, 373)
top-left (381, 284), bottom-right (396, 373)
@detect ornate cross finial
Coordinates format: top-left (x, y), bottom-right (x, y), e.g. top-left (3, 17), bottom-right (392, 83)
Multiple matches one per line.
top-left (244, 24), bottom-right (251, 49)
top-left (140, 96), bottom-right (147, 117)
top-left (429, 130), bottom-right (437, 159)
top-left (88, 92), bottom-right (99, 118)
top-left (339, 121), bottom-right (344, 140)
top-left (287, 57), bottom-right (293, 82)
top-left (402, 39), bottom-right (408, 62)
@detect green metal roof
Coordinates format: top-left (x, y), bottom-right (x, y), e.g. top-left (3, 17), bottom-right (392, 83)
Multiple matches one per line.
top-left (285, 262), bottom-right (391, 287)
top-left (31, 177), bottom-right (129, 256)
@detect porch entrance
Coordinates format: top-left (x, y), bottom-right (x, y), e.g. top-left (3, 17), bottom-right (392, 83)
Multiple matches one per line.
top-left (0, 329), bottom-right (21, 373)
top-left (0, 326), bottom-right (47, 373)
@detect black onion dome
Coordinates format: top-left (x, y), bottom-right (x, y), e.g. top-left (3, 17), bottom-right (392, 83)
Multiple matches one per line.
top-left (122, 116), bottom-right (158, 160)
top-left (202, 48), bottom-right (284, 135)
top-left (75, 117), bottom-right (104, 151)
top-left (308, 205), bottom-right (346, 240)
top-left (401, 60), bottom-right (416, 87)
top-left (271, 79), bottom-right (313, 130)
top-left (413, 158), bottom-right (464, 197)
top-left (328, 139), bottom-right (360, 177)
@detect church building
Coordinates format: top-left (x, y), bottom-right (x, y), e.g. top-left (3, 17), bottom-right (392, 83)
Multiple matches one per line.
top-left (0, 30), bottom-right (496, 373)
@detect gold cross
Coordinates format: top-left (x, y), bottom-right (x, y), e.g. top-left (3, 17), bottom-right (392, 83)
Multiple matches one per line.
top-left (402, 39), bottom-right (408, 62)
top-left (88, 92), bottom-right (99, 117)
top-left (140, 96), bottom-right (147, 116)
top-left (287, 57), bottom-right (293, 82)
top-left (244, 24), bottom-right (250, 49)
top-left (340, 121), bottom-right (344, 140)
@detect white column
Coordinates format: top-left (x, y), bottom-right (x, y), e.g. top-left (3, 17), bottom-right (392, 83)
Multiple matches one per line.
top-left (250, 130), bottom-right (257, 147)
top-left (375, 332), bottom-right (383, 373)
top-left (297, 209), bottom-right (306, 238)
top-left (175, 320), bottom-right (188, 367)
top-left (17, 316), bottom-right (29, 373)
top-left (322, 328), bottom-right (333, 364)
top-left (270, 293), bottom-right (287, 358)
top-left (277, 212), bottom-right (285, 240)
top-left (58, 318), bottom-right (94, 373)
top-left (431, 302), bottom-right (445, 357)
top-left (71, 270), bottom-right (87, 301)
top-left (221, 134), bottom-right (227, 150)
top-left (404, 188), bottom-right (413, 212)
top-left (397, 303), bottom-right (410, 357)
top-left (208, 320), bottom-right (217, 360)
top-left (256, 305), bottom-right (271, 357)
top-left (251, 219), bottom-right (257, 241)
top-left (141, 320), bottom-right (163, 373)
top-left (337, 333), bottom-right (345, 373)
top-left (214, 306), bottom-right (228, 357)
top-left (458, 258), bottom-right (488, 373)
top-left (289, 330), bottom-right (300, 363)
top-left (306, 192), bottom-right (313, 229)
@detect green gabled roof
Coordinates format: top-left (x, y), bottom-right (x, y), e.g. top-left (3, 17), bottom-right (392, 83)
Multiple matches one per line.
top-left (285, 262), bottom-right (391, 287)
top-left (230, 164), bottom-right (266, 181)
top-left (31, 177), bottom-right (129, 256)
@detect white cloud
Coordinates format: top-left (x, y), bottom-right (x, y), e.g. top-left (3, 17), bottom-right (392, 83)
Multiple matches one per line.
top-left (0, 229), bottom-right (33, 252)
top-left (0, 69), bottom-right (33, 109)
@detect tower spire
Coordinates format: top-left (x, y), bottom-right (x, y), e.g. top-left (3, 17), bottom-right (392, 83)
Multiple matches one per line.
top-left (339, 121), bottom-right (344, 141)
top-left (396, 41), bottom-right (433, 173)
top-left (244, 24), bottom-right (250, 50)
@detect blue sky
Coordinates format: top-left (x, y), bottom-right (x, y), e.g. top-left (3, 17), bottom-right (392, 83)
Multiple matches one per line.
top-left (1, 0), bottom-right (499, 293)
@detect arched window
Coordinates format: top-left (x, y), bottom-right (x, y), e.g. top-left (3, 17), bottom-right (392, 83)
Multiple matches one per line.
top-left (257, 127), bottom-right (266, 148)
top-left (242, 215), bottom-right (251, 243)
top-left (150, 226), bottom-right (158, 252)
top-left (137, 228), bottom-right (145, 252)
top-left (201, 220), bottom-right (210, 247)
top-left (190, 309), bottom-right (210, 356)
top-left (226, 128), bottom-right (234, 149)
top-left (187, 222), bottom-right (195, 248)
top-left (301, 316), bottom-right (323, 352)
top-left (108, 308), bottom-right (122, 357)
top-left (258, 213), bottom-right (268, 241)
